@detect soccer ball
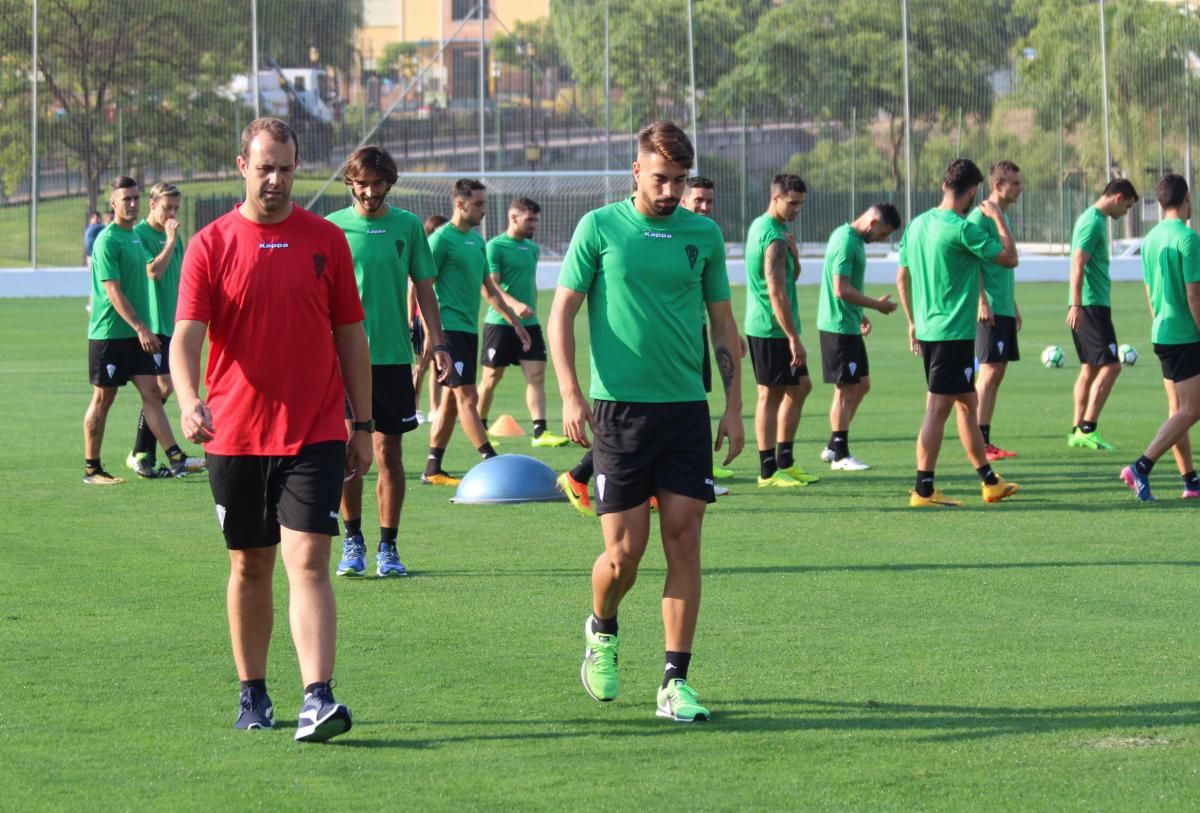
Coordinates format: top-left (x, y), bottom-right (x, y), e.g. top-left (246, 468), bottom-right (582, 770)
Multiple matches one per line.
top-left (1118, 343), bottom-right (1138, 367)
top-left (1041, 345), bottom-right (1066, 368)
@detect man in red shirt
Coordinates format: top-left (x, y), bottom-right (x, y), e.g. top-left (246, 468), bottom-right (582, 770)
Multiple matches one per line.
top-left (171, 118), bottom-right (372, 743)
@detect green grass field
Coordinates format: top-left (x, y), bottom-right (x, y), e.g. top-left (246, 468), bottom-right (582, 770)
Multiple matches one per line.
top-left (4, 282), bottom-right (1200, 811)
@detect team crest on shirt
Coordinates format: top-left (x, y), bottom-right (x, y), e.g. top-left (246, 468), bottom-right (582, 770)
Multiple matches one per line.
top-left (395, 240), bottom-right (405, 258)
top-left (685, 244), bottom-right (699, 269)
top-left (313, 253), bottom-right (327, 279)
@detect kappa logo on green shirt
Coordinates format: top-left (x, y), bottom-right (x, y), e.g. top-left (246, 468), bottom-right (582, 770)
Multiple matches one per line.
top-left (395, 240), bottom-right (405, 258)
top-left (685, 244), bottom-right (699, 269)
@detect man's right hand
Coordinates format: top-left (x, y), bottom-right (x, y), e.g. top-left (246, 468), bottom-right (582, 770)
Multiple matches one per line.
top-left (514, 301), bottom-right (534, 320)
top-left (180, 400), bottom-right (215, 443)
top-left (562, 391), bottom-right (594, 448)
top-left (876, 293), bottom-right (898, 315)
top-left (137, 325), bottom-right (161, 354)
top-left (1067, 305), bottom-right (1081, 331)
top-left (164, 218), bottom-right (179, 241)
top-left (788, 336), bottom-right (807, 368)
top-left (908, 323), bottom-right (920, 355)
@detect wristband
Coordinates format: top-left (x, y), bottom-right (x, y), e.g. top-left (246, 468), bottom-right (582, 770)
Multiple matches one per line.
top-left (433, 344), bottom-right (451, 353)
top-left (350, 419), bottom-right (375, 433)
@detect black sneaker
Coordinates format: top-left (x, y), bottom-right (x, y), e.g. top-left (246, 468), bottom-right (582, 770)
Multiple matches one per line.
top-left (234, 686), bottom-right (274, 730)
top-left (295, 683), bottom-right (352, 742)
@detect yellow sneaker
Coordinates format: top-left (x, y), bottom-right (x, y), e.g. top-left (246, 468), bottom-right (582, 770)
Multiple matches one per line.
top-left (779, 465), bottom-right (820, 484)
top-left (532, 431), bottom-right (570, 448)
top-left (908, 489), bottom-right (965, 508)
top-left (420, 471), bottom-right (461, 486)
top-left (712, 465), bottom-right (735, 480)
top-left (757, 470), bottom-right (807, 488)
top-left (981, 477), bottom-right (1020, 503)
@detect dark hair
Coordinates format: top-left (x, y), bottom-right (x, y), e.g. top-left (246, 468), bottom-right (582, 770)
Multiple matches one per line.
top-left (870, 202), bottom-right (902, 230)
top-left (636, 121), bottom-right (694, 169)
top-left (344, 145), bottom-right (398, 186)
top-left (452, 178), bottom-right (487, 200)
top-left (509, 196), bottom-right (541, 214)
top-left (240, 117), bottom-right (299, 162)
top-left (686, 176), bottom-right (715, 191)
top-left (1156, 173), bottom-right (1188, 210)
top-left (109, 176), bottom-right (137, 191)
top-left (771, 173), bottom-right (807, 195)
top-left (989, 160), bottom-right (1021, 184)
top-left (1103, 178), bottom-right (1140, 202)
top-left (424, 213), bottom-right (449, 236)
top-left (943, 158), bottom-right (984, 196)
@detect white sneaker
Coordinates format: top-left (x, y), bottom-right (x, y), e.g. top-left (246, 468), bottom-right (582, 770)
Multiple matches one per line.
top-left (819, 447), bottom-right (836, 463)
top-left (415, 410), bottom-right (426, 425)
top-left (830, 455), bottom-right (870, 471)
top-left (714, 485), bottom-right (730, 497)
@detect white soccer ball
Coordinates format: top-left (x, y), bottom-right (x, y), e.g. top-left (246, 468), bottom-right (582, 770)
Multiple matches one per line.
top-left (1118, 343), bottom-right (1138, 367)
top-left (1041, 345), bottom-right (1066, 368)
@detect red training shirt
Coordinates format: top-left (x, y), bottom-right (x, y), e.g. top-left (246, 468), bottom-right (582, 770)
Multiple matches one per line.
top-left (177, 205), bottom-right (365, 455)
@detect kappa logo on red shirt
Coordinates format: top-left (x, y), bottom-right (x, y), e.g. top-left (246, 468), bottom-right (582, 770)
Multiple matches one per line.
top-left (313, 254), bottom-right (327, 279)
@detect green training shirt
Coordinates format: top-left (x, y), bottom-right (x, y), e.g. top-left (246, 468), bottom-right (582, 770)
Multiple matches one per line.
top-left (1141, 218), bottom-right (1200, 345)
top-left (134, 219), bottom-right (184, 336)
top-left (966, 207), bottom-right (1016, 318)
top-left (484, 232), bottom-right (540, 327)
top-left (429, 223), bottom-right (488, 334)
top-left (898, 208), bottom-right (1003, 342)
top-left (558, 198), bottom-right (731, 403)
top-left (744, 212), bottom-right (801, 339)
top-left (816, 223), bottom-right (866, 335)
top-left (1070, 206), bottom-right (1111, 307)
top-left (88, 223), bottom-right (150, 341)
top-left (327, 205), bottom-right (435, 365)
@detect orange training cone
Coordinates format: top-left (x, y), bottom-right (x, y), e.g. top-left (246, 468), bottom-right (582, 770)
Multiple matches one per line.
top-left (488, 414), bottom-right (525, 437)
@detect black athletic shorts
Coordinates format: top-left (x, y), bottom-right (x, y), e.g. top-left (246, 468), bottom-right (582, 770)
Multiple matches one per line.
top-left (206, 440), bottom-right (345, 550)
top-left (921, 339), bottom-right (976, 395)
top-left (411, 315), bottom-right (426, 359)
top-left (88, 337), bottom-right (158, 386)
top-left (748, 335), bottom-right (809, 386)
top-left (591, 400), bottom-right (715, 514)
top-left (153, 334), bottom-right (172, 376)
top-left (701, 327), bottom-right (712, 394)
top-left (1071, 306), bottom-right (1119, 366)
top-left (343, 364), bottom-right (418, 435)
top-left (819, 330), bottom-right (869, 385)
top-left (976, 315), bottom-right (1020, 364)
top-left (443, 330), bottom-right (478, 388)
top-left (1155, 342), bottom-right (1200, 383)
top-left (481, 323), bottom-right (547, 367)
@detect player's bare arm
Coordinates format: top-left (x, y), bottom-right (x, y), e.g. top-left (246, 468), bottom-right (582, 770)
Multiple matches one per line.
top-left (1067, 248), bottom-right (1090, 329)
top-left (977, 270), bottom-right (994, 325)
top-left (171, 318), bottom-right (214, 443)
top-left (548, 286), bottom-right (592, 447)
top-left (1187, 281), bottom-right (1200, 333)
top-left (145, 219), bottom-right (179, 281)
top-left (482, 276), bottom-right (532, 350)
top-left (833, 275), bottom-right (896, 314)
top-left (979, 199), bottom-right (1018, 268)
top-left (101, 278), bottom-right (160, 354)
top-left (412, 277), bottom-right (452, 382)
top-left (896, 265), bottom-right (919, 355)
top-left (333, 322), bottom-right (374, 480)
top-left (707, 299), bottom-right (744, 465)
top-left (764, 239), bottom-right (804, 365)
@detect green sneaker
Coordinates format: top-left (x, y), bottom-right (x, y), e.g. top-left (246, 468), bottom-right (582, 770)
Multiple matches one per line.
top-left (779, 465), bottom-right (820, 484)
top-left (581, 619), bottom-right (620, 701)
top-left (656, 678), bottom-right (710, 722)
top-left (1069, 429), bottom-right (1115, 450)
top-left (713, 464), bottom-right (735, 480)
top-left (532, 431), bottom-right (570, 448)
top-left (757, 470), bottom-right (807, 488)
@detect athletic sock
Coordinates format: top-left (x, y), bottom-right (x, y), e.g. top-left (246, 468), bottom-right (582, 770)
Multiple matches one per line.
top-left (344, 518), bottom-right (362, 538)
top-left (304, 681), bottom-right (330, 697)
top-left (424, 447), bottom-right (447, 477)
top-left (240, 678), bottom-right (267, 692)
top-left (165, 445), bottom-right (184, 463)
top-left (532, 419), bottom-right (547, 439)
top-left (830, 431), bottom-right (849, 461)
top-left (571, 451), bottom-right (594, 484)
top-left (663, 651), bottom-right (692, 688)
top-left (976, 464), bottom-right (999, 486)
top-left (759, 449), bottom-right (778, 479)
top-left (914, 470), bottom-right (935, 498)
top-left (776, 441), bottom-right (795, 470)
top-left (1079, 420), bottom-right (1097, 434)
top-left (1134, 456), bottom-right (1155, 477)
top-left (1184, 471), bottom-right (1200, 491)
top-left (478, 442), bottom-right (498, 459)
top-left (980, 424), bottom-right (992, 446)
top-left (133, 410), bottom-right (155, 458)
top-left (379, 526), bottom-right (398, 551)
top-left (85, 458), bottom-right (101, 475)
top-left (590, 613), bottom-right (618, 636)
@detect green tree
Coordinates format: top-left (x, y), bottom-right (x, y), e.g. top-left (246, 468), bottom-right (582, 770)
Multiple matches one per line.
top-left (257, 0), bottom-right (361, 78)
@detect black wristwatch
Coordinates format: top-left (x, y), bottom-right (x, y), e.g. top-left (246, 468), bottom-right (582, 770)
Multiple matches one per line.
top-left (351, 419), bottom-right (375, 433)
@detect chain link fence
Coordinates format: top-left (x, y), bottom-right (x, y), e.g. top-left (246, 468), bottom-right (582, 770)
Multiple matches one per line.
top-left (2, 0), bottom-right (1196, 267)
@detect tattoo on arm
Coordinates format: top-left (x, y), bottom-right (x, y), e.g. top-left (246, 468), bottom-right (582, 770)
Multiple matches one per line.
top-left (716, 346), bottom-right (735, 393)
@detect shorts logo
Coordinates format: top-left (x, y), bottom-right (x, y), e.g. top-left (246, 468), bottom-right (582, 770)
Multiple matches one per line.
top-left (215, 504), bottom-right (227, 529)
top-left (328, 511), bottom-right (339, 519)
top-left (595, 474), bottom-right (607, 502)
top-left (963, 366), bottom-right (974, 384)
top-left (395, 240), bottom-right (406, 258)
top-left (313, 254), bottom-right (328, 280)
top-left (487, 348), bottom-right (497, 360)
top-left (848, 361), bottom-right (857, 376)
top-left (1108, 342), bottom-right (1118, 358)
top-left (105, 363), bottom-right (117, 379)
top-left (153, 353), bottom-right (162, 368)
top-left (455, 361), bottom-right (465, 376)
top-left (997, 340), bottom-right (1005, 356)
top-left (685, 244), bottom-right (699, 269)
